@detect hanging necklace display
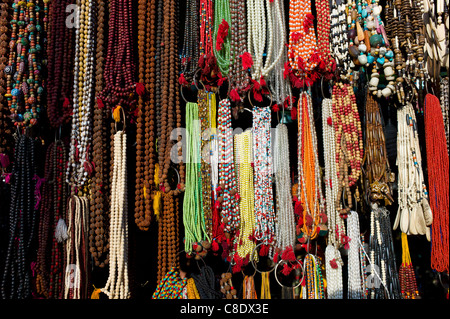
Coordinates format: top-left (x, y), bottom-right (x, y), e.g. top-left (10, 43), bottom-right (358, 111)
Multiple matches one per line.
top-left (135, 0), bottom-right (157, 231)
top-left (5, 0), bottom-right (45, 127)
top-left (66, 0), bottom-right (95, 190)
top-left (274, 123), bottom-right (296, 252)
top-left (1, 135), bottom-right (38, 299)
top-left (179, 0), bottom-right (199, 86)
top-left (303, 254), bottom-right (325, 299)
top-left (220, 272), bottom-right (238, 299)
top-left (234, 129), bottom-right (256, 262)
top-left (153, 267), bottom-right (187, 299)
top-left (46, 0), bottom-right (75, 128)
top-left (425, 93), bottom-right (449, 274)
top-left (89, 0), bottom-right (110, 268)
top-left (35, 140), bottom-right (68, 299)
top-left (316, 0), bottom-right (335, 78)
top-left (324, 244), bottom-right (344, 299)
top-left (253, 106), bottom-right (275, 252)
top-left (393, 102), bottom-right (432, 238)
top-left (99, 122), bottom-right (130, 299)
top-left (296, 91), bottom-right (325, 245)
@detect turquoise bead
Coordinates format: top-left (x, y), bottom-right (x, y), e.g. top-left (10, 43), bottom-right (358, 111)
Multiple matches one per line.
top-left (377, 57), bottom-right (385, 65)
top-left (367, 55), bottom-right (375, 64)
top-left (385, 50), bottom-right (394, 58)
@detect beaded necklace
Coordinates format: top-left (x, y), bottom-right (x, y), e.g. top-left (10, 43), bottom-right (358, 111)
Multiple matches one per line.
top-left (287, 0), bottom-right (319, 86)
top-left (440, 77), bottom-right (449, 154)
top-left (216, 98), bottom-right (240, 257)
top-left (297, 91), bottom-right (325, 242)
top-left (322, 96), bottom-right (344, 246)
top-left (46, 0), bottom-right (75, 128)
top-left (135, 0), bottom-right (157, 231)
top-left (332, 83), bottom-right (363, 215)
top-left (153, 267), bottom-right (187, 299)
top-left (200, 0), bottom-right (214, 57)
top-left (253, 106), bottom-right (275, 247)
top-left (274, 123), bottom-right (296, 252)
top-left (399, 233), bottom-right (420, 299)
top-left (1, 135), bottom-right (38, 299)
top-left (213, 0), bottom-right (231, 77)
top-left (234, 129), bottom-right (256, 261)
top-left (330, 0), bottom-right (351, 79)
top-left (347, 210), bottom-right (366, 299)
top-left (100, 130), bottom-right (130, 299)
top-left (89, 0), bottom-right (110, 268)
top-left (304, 254), bottom-right (325, 299)
top-left (425, 94), bottom-right (449, 274)
top-left (180, 0), bottom-right (199, 86)
top-left (66, 0), bottom-right (95, 190)
top-left (5, 0), bottom-right (45, 127)
top-left (394, 102), bottom-right (432, 237)
top-left (316, 0), bottom-right (335, 77)
top-left (324, 244), bottom-right (343, 299)
top-left (183, 101), bottom-right (208, 253)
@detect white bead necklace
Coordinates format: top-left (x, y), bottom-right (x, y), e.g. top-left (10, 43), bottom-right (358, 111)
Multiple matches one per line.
top-left (347, 210), bottom-right (364, 299)
top-left (393, 103), bottom-right (433, 239)
top-left (324, 244), bottom-right (343, 299)
top-left (101, 130), bottom-right (130, 299)
top-left (274, 123), bottom-right (296, 251)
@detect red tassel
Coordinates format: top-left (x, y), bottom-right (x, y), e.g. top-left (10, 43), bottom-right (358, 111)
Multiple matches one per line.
top-left (291, 32), bottom-right (302, 42)
top-left (230, 88), bottom-right (241, 102)
top-left (330, 259), bottom-right (338, 269)
top-left (259, 76), bottom-right (266, 88)
top-left (327, 117), bottom-right (332, 126)
top-left (281, 246), bottom-right (296, 262)
top-left (216, 19), bottom-right (229, 51)
top-left (218, 76), bottom-right (227, 87)
top-left (281, 263), bottom-right (292, 276)
top-left (273, 251), bottom-right (279, 263)
top-left (97, 98), bottom-right (104, 109)
top-left (259, 244), bottom-right (269, 256)
top-left (253, 88), bottom-right (263, 102)
top-left (283, 62), bottom-right (291, 79)
top-left (212, 240), bottom-right (219, 252)
top-left (136, 82), bottom-right (145, 96)
top-left (272, 103), bottom-right (279, 112)
top-left (240, 52), bottom-right (253, 70)
top-left (178, 73), bottom-right (189, 86)
top-left (290, 106), bottom-right (297, 120)
top-left (63, 97), bottom-right (70, 108)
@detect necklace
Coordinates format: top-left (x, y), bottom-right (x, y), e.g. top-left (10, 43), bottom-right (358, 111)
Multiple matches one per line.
top-left (153, 267), bottom-right (187, 299)
top-left (440, 77), bottom-right (449, 154)
top-left (425, 93), bottom-right (449, 274)
top-left (274, 123), bottom-right (295, 251)
top-left (213, 0), bottom-right (231, 77)
top-left (304, 254), bottom-right (325, 299)
top-left (100, 130), bottom-right (130, 299)
top-left (347, 210), bottom-right (365, 299)
top-left (316, 0), bottom-right (335, 77)
top-left (180, 0), bottom-right (199, 86)
top-left (234, 129), bottom-right (256, 262)
top-left (330, 0), bottom-right (351, 79)
top-left (394, 102), bottom-right (432, 237)
top-left (399, 233), bottom-right (420, 298)
top-left (324, 244), bottom-right (343, 299)
top-left (253, 106), bottom-right (275, 248)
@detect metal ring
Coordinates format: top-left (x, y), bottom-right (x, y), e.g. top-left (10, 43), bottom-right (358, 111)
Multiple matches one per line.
top-left (250, 242), bottom-right (277, 274)
top-left (273, 257), bottom-right (305, 289)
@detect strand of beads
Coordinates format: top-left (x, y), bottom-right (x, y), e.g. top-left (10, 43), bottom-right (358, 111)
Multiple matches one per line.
top-left (440, 77), bottom-right (449, 154)
top-left (267, 0), bottom-right (292, 109)
top-left (183, 101), bottom-right (208, 253)
top-left (316, 0), bottom-right (335, 77)
top-left (152, 267), bottom-right (187, 299)
top-left (199, 0), bottom-right (214, 57)
top-left (100, 130), bottom-right (129, 299)
top-left (46, 0), bottom-right (75, 128)
top-left (216, 98), bottom-right (240, 257)
top-left (297, 91), bottom-right (325, 243)
top-left (324, 244), bottom-right (343, 299)
top-left (66, 0), bottom-right (95, 189)
top-left (304, 254), bottom-right (325, 299)
top-left (399, 232), bottom-right (420, 299)
top-left (213, 0), bottom-right (231, 77)
top-left (330, 0), bottom-right (351, 79)
top-left (425, 94), bottom-right (449, 274)
top-left (247, 0), bottom-right (266, 80)
top-left (64, 195), bottom-right (89, 299)
top-left (347, 210), bottom-right (365, 299)
top-left (1, 135), bottom-right (38, 299)
top-left (234, 129), bottom-right (256, 261)
top-left (287, 0), bottom-right (319, 84)
top-left (5, 0), bottom-right (45, 127)
top-left (322, 96), bottom-right (342, 246)
top-left (394, 102), bottom-right (432, 238)
top-left (180, 0), bottom-right (199, 85)
top-left (253, 106), bottom-right (275, 249)
top-left (274, 123), bottom-right (296, 252)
